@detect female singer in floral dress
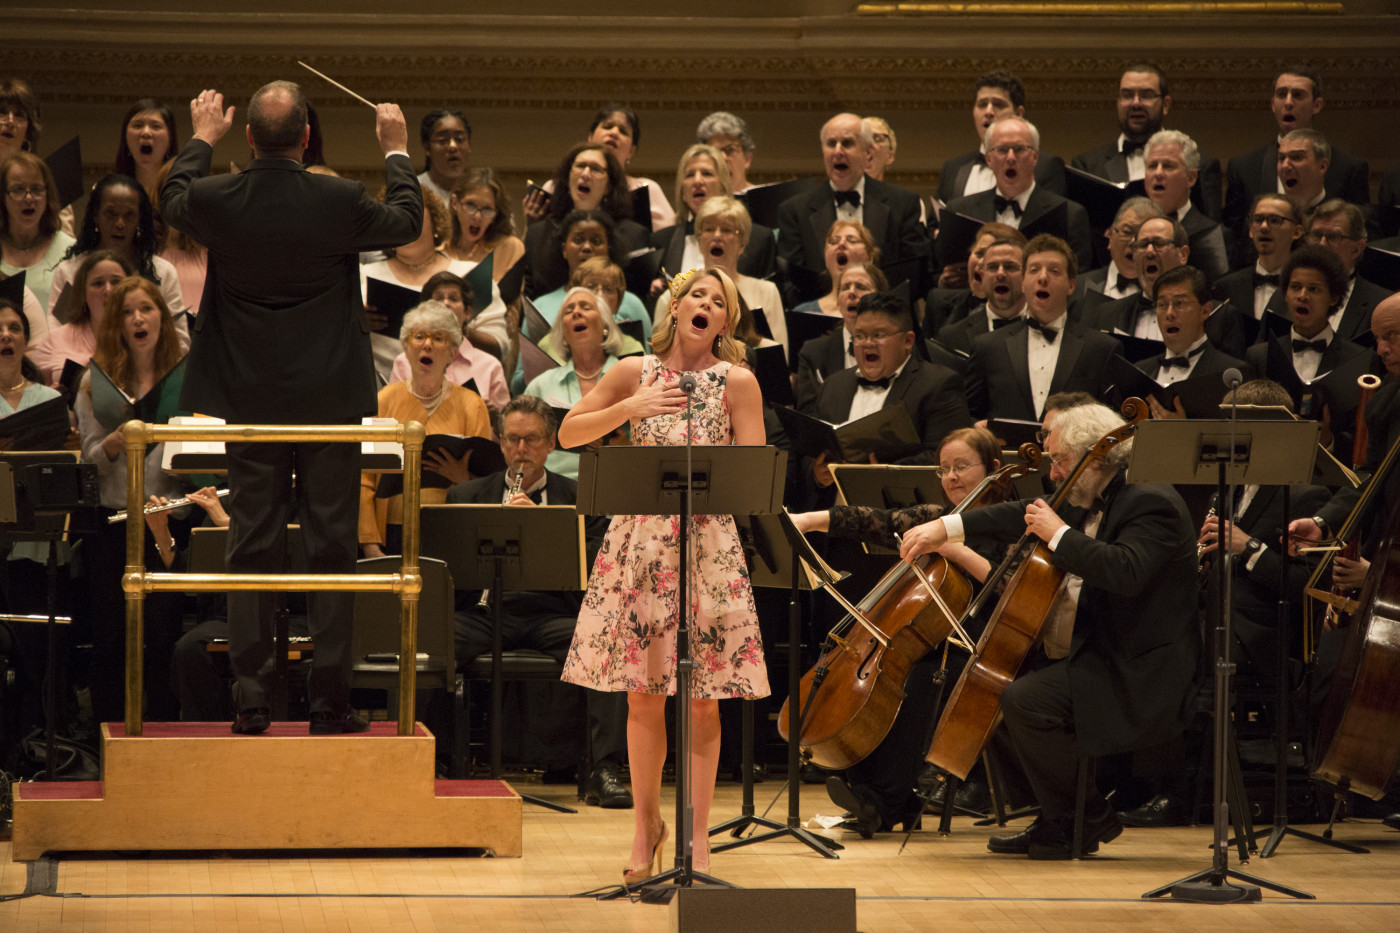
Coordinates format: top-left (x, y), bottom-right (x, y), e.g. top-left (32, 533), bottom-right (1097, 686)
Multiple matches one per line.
top-left (560, 266), bottom-right (767, 879)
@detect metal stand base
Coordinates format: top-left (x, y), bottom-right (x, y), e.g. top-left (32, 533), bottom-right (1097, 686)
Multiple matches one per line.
top-left (522, 793), bottom-right (577, 814)
top-left (593, 866), bottom-right (738, 902)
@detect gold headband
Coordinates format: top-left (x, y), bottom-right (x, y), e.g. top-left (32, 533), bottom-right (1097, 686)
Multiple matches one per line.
top-left (667, 267), bottom-right (702, 302)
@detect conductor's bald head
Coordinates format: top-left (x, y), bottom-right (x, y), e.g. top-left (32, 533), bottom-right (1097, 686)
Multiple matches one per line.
top-left (247, 80), bottom-right (309, 158)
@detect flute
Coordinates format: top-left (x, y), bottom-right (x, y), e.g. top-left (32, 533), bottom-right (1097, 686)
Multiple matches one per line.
top-left (107, 488), bottom-right (230, 524)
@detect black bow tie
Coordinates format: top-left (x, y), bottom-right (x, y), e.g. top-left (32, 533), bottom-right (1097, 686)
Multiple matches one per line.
top-left (1254, 272), bottom-right (1280, 288)
top-left (1026, 319), bottom-right (1059, 343)
top-left (1160, 345), bottom-right (1205, 369)
top-left (991, 315), bottom-right (1020, 330)
top-left (856, 375), bottom-right (891, 390)
top-left (1109, 271), bottom-right (1138, 294)
top-left (834, 189), bottom-right (860, 208)
top-left (1121, 138), bottom-right (1145, 156)
top-left (972, 150), bottom-right (987, 166)
top-left (992, 194), bottom-right (1023, 218)
top-left (1292, 338), bottom-right (1328, 354)
top-left (847, 337), bottom-right (853, 356)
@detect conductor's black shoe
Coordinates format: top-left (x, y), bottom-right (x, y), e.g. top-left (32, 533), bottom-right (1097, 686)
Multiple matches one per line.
top-left (231, 707), bottom-right (270, 735)
top-left (1117, 793), bottom-right (1190, 828)
top-left (1383, 813), bottom-right (1400, 831)
top-left (308, 710), bottom-right (370, 735)
top-left (825, 776), bottom-right (882, 839)
top-left (585, 762), bottom-right (634, 809)
top-left (1028, 809), bottom-right (1123, 861)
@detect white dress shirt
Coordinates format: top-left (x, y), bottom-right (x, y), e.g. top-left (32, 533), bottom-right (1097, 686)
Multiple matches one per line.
top-left (832, 176), bottom-right (868, 227)
top-left (1027, 313), bottom-right (1066, 417)
top-left (1290, 325), bottom-right (1333, 384)
top-left (846, 356), bottom-right (909, 424)
top-left (1155, 335), bottom-right (1209, 386)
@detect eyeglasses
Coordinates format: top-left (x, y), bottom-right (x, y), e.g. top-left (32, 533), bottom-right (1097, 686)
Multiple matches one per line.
top-left (1118, 89), bottom-right (1162, 102)
top-left (456, 201), bottom-right (497, 218)
top-left (1132, 237), bottom-right (1178, 251)
top-left (716, 143), bottom-right (745, 158)
top-left (1307, 231), bottom-right (1361, 245)
top-left (932, 462), bottom-right (978, 479)
top-left (989, 144), bottom-right (1034, 157)
top-left (502, 433), bottom-right (548, 448)
top-left (1249, 212), bottom-right (1293, 228)
top-left (699, 225), bottom-right (741, 239)
top-left (1155, 298), bottom-right (1202, 313)
top-left (5, 185), bottom-right (44, 200)
top-left (871, 133), bottom-right (891, 145)
top-left (850, 331), bottom-right (902, 344)
top-left (430, 133), bottom-right (468, 146)
top-left (826, 235), bottom-right (864, 248)
top-left (572, 163), bottom-right (606, 177)
top-left (1108, 224), bottom-right (1140, 240)
top-left (407, 331), bottom-right (450, 346)
top-left (1048, 453), bottom-right (1073, 469)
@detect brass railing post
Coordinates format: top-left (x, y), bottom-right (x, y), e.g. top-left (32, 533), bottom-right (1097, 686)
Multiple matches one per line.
top-left (397, 420), bottom-right (425, 735)
top-left (122, 421), bottom-right (150, 737)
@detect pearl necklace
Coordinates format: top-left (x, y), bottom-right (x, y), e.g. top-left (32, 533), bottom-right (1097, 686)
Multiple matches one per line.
top-left (574, 364), bottom-right (603, 381)
top-left (406, 380), bottom-right (447, 410)
top-left (392, 251), bottom-right (442, 273)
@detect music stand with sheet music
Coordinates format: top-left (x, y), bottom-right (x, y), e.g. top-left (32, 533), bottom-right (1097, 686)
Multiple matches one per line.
top-left (1129, 418), bottom-right (1318, 902)
top-left (575, 444), bottom-right (784, 899)
top-left (0, 451), bottom-right (95, 781)
top-left (708, 512), bottom-right (844, 860)
top-left (420, 503), bottom-right (587, 815)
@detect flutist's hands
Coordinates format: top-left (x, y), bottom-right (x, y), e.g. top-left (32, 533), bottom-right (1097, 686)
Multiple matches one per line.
top-left (375, 103), bottom-right (409, 154)
top-left (189, 90), bottom-right (235, 146)
top-left (187, 486), bottom-right (230, 527)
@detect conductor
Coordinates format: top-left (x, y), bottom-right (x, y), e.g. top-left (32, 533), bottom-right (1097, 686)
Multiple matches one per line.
top-left (160, 82), bottom-right (423, 734)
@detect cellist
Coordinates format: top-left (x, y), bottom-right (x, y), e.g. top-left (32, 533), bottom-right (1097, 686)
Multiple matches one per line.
top-left (789, 426), bottom-right (1011, 836)
top-left (899, 402), bottom-right (1199, 860)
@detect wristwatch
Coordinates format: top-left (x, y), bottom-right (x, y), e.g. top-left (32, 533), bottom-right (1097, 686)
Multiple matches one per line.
top-left (1310, 515), bottom-right (1330, 539)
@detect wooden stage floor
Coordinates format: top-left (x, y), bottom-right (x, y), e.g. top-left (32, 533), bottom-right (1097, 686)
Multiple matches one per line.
top-left (4, 779), bottom-right (1400, 931)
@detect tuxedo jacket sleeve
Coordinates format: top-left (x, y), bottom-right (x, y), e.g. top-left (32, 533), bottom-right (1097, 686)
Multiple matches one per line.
top-left (160, 140), bottom-right (421, 424)
top-left (795, 328), bottom-right (847, 415)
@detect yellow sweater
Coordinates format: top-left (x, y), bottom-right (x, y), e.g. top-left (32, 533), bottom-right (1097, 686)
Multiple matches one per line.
top-left (358, 381), bottom-right (492, 547)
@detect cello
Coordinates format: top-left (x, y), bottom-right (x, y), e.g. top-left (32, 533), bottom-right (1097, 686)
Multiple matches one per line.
top-left (926, 399), bottom-right (1147, 780)
top-left (778, 445), bottom-right (1040, 770)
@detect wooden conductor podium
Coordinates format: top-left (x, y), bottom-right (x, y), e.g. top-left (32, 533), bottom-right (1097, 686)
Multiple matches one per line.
top-left (10, 419), bottom-right (522, 861)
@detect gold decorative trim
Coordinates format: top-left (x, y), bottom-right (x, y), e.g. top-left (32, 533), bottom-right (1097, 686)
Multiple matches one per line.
top-left (856, 2), bottom-right (1344, 12)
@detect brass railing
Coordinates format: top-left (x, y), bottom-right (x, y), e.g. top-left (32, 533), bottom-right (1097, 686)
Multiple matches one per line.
top-left (121, 420), bottom-right (426, 737)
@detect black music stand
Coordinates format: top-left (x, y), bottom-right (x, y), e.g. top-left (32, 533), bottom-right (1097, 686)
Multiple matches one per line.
top-left (188, 525), bottom-right (306, 722)
top-left (709, 512), bottom-right (843, 859)
top-left (0, 452), bottom-right (95, 781)
top-left (830, 464), bottom-right (948, 556)
top-left (420, 503), bottom-right (587, 815)
top-left (574, 445), bottom-right (784, 899)
top-left (1128, 418), bottom-right (1317, 902)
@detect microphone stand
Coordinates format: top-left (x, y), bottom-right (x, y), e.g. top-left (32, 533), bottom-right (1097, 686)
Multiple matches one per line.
top-left (601, 370), bottom-right (734, 900)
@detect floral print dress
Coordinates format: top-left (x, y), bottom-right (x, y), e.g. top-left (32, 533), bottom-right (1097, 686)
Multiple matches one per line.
top-left (562, 356), bottom-right (769, 698)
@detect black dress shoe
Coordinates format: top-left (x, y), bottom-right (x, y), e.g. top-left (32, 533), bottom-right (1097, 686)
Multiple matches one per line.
top-left (231, 707), bottom-right (270, 735)
top-left (987, 818), bottom-right (1043, 855)
top-left (1028, 808), bottom-right (1123, 861)
top-left (1117, 793), bottom-right (1190, 828)
top-left (825, 776), bottom-right (881, 839)
top-left (1383, 813), bottom-right (1400, 831)
top-left (308, 710), bottom-right (370, 735)
top-left (954, 780), bottom-right (992, 814)
top-left (586, 762), bottom-right (634, 809)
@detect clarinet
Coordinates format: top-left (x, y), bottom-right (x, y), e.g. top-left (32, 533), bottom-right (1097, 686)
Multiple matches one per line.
top-left (481, 467), bottom-right (527, 607)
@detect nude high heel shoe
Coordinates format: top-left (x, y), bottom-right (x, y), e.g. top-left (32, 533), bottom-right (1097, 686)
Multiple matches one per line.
top-left (623, 820), bottom-right (668, 881)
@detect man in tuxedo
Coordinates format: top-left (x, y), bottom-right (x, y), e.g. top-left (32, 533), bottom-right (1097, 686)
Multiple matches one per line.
top-left (776, 112), bottom-right (927, 280)
top-left (964, 234), bottom-right (1123, 424)
top-left (809, 291), bottom-right (971, 492)
top-left (1143, 131), bottom-right (1229, 279)
top-left (1075, 197), bottom-right (1164, 320)
top-left (939, 117), bottom-right (1094, 273)
top-left (936, 70), bottom-right (1067, 205)
top-left (1213, 193), bottom-right (1302, 329)
top-left (795, 261), bottom-right (885, 413)
top-left (445, 396), bottom-right (630, 807)
top-left (1071, 63), bottom-right (1222, 221)
top-left (937, 238), bottom-right (1027, 355)
top-left (1306, 200), bottom-right (1392, 348)
top-left (1245, 245), bottom-right (1383, 458)
top-left (1223, 66), bottom-right (1371, 241)
top-left (923, 222), bottom-right (1023, 338)
top-left (900, 402), bottom-right (1199, 858)
top-left (161, 82), bottom-right (422, 735)
top-left (1136, 266), bottom-right (1250, 413)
